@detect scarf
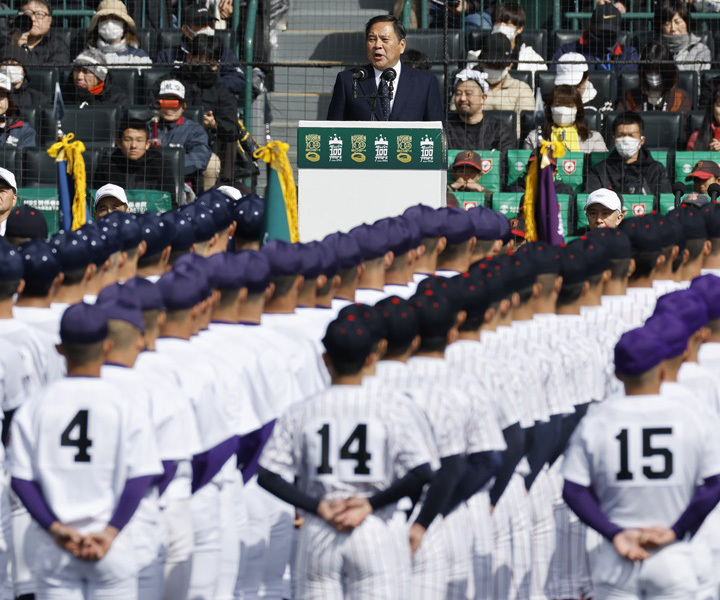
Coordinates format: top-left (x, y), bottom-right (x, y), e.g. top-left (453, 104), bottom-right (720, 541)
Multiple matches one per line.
top-left (88, 81), bottom-right (105, 96)
top-left (96, 38), bottom-right (129, 52)
top-left (551, 125), bottom-right (580, 152)
top-left (661, 33), bottom-right (691, 54)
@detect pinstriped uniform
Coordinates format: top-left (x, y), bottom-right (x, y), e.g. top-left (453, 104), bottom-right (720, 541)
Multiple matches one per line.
top-left (259, 385), bottom-right (433, 600)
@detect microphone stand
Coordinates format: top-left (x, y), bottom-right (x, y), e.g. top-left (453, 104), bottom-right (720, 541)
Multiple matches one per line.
top-left (352, 70), bottom-right (394, 121)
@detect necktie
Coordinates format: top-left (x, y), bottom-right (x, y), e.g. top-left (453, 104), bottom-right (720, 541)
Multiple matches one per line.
top-left (378, 75), bottom-right (391, 120)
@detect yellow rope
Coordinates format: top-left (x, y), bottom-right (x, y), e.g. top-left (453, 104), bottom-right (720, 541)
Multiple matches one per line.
top-left (254, 140), bottom-right (299, 243)
top-left (47, 133), bottom-right (87, 230)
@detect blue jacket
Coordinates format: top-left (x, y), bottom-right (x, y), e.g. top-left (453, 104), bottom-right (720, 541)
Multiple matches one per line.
top-left (0, 120), bottom-right (35, 151)
top-left (551, 36), bottom-right (639, 73)
top-left (327, 63), bottom-right (444, 122)
top-left (155, 44), bottom-right (246, 95)
top-left (155, 116), bottom-right (211, 176)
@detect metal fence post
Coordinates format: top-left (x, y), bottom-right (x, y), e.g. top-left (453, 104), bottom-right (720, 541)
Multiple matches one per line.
top-left (243, 0), bottom-right (259, 131)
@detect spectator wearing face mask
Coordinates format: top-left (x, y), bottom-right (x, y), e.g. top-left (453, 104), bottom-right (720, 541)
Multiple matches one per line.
top-left (63, 48), bottom-right (128, 107)
top-left (1, 0), bottom-right (70, 66)
top-left (479, 33), bottom-right (534, 137)
top-left (0, 73), bottom-right (35, 150)
top-left (551, 4), bottom-right (638, 73)
top-left (0, 56), bottom-right (49, 108)
top-left (524, 85), bottom-right (606, 153)
top-left (155, 4), bottom-right (246, 96)
top-left (616, 43), bottom-right (691, 114)
top-left (554, 52), bottom-right (613, 114)
top-left (84, 0), bottom-right (152, 68)
top-left (655, 0), bottom-right (710, 77)
top-left (586, 112), bottom-right (672, 196)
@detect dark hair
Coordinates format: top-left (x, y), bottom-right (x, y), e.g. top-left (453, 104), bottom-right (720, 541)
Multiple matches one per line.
top-left (61, 266), bottom-right (87, 286)
top-left (271, 274), bottom-right (297, 298)
top-left (317, 277), bottom-right (334, 296)
top-left (403, 49), bottom-right (430, 70)
top-left (21, 279), bottom-right (54, 298)
top-left (654, 0), bottom-right (691, 34)
top-left (137, 251), bottom-right (164, 269)
top-left (686, 238), bottom-right (707, 260)
top-left (20, 0), bottom-right (52, 14)
top-left (325, 353), bottom-right (367, 376)
top-left (609, 257), bottom-right (632, 280)
top-left (168, 248), bottom-right (190, 265)
top-left (118, 119), bottom-right (149, 140)
top-left (693, 87), bottom-right (720, 151)
top-left (557, 281), bottom-right (584, 306)
top-left (61, 340), bottom-right (104, 366)
top-left (458, 312), bottom-right (485, 332)
top-left (493, 3), bottom-right (526, 28)
top-left (613, 111), bottom-right (644, 135)
top-left (0, 279), bottom-right (19, 300)
top-left (365, 15), bottom-right (406, 42)
top-left (542, 85), bottom-right (590, 141)
top-left (439, 239), bottom-right (471, 262)
top-left (338, 265), bottom-right (360, 286)
top-left (630, 250), bottom-right (661, 279)
top-left (0, 90), bottom-right (18, 119)
top-left (638, 43), bottom-right (677, 97)
top-left (516, 284), bottom-right (534, 305)
top-left (418, 335), bottom-right (447, 353)
top-left (188, 33), bottom-right (222, 61)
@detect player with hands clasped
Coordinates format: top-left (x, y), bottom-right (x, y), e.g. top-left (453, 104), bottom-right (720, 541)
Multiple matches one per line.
top-left (563, 324), bottom-right (720, 600)
top-left (8, 302), bottom-right (162, 599)
top-left (258, 316), bottom-right (435, 599)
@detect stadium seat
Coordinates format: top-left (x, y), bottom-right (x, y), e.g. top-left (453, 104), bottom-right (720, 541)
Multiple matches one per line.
top-left (466, 29), bottom-right (546, 58)
top-left (658, 193), bottom-right (676, 213)
top-left (81, 143), bottom-right (107, 186)
top-left (688, 110), bottom-right (705, 138)
top-left (552, 30), bottom-right (632, 57)
top-left (700, 70), bottom-right (720, 107)
top-left (40, 106), bottom-right (120, 146)
top-left (649, 149), bottom-right (671, 171)
top-left (25, 67), bottom-right (58, 101)
top-left (405, 30), bottom-right (462, 60)
top-left (489, 192), bottom-right (523, 217)
top-left (108, 69), bottom-right (140, 106)
top-left (87, 189), bottom-right (173, 214)
top-left (590, 151), bottom-right (609, 166)
top-left (506, 149), bottom-right (532, 187)
top-left (603, 112), bottom-right (683, 150)
top-left (17, 107), bottom-right (38, 134)
top-left (556, 152), bottom-right (584, 191)
top-left (619, 72), bottom-right (698, 109)
top-left (448, 148), bottom-right (502, 193)
top-left (0, 148), bottom-right (19, 181)
top-left (138, 27), bottom-right (158, 59)
top-left (141, 68), bottom-right (174, 104)
top-left (126, 104), bottom-right (204, 124)
top-left (53, 29), bottom-right (73, 52)
top-left (16, 189), bottom-right (61, 235)
top-left (536, 71), bottom-right (615, 106)
top-left (674, 151), bottom-right (720, 183)
top-left (510, 71), bottom-right (533, 88)
top-left (520, 110), bottom-right (538, 144)
top-left (576, 193), bottom-right (655, 229)
top-left (486, 110), bottom-right (517, 138)
top-left (158, 29), bottom-right (183, 52)
top-left (452, 190), bottom-right (489, 210)
top-left (156, 146), bottom-right (186, 207)
top-left (557, 193), bottom-right (575, 236)
top-left (22, 147), bottom-right (59, 187)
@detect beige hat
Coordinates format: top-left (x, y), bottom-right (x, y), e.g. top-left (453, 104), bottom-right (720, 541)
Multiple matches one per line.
top-left (89, 0), bottom-right (137, 35)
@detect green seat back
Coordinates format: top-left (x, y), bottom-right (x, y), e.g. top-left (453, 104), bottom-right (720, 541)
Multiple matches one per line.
top-left (590, 151), bottom-right (609, 166)
top-left (452, 191), bottom-right (487, 211)
top-left (576, 194), bottom-right (655, 230)
top-left (658, 193), bottom-right (676, 214)
top-left (490, 192), bottom-right (523, 218)
top-left (506, 149), bottom-right (532, 187)
top-left (650, 150), bottom-right (669, 170)
top-left (555, 152), bottom-right (584, 192)
top-left (557, 194), bottom-right (573, 238)
top-left (448, 149), bottom-right (502, 193)
top-left (674, 152), bottom-right (719, 184)
top-left (87, 189), bottom-right (173, 215)
top-left (17, 188), bottom-right (61, 236)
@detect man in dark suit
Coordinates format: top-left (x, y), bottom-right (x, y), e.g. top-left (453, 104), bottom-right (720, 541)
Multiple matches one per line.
top-left (326, 15), bottom-right (444, 122)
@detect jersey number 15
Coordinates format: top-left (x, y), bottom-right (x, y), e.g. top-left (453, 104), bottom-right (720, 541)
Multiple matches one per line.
top-left (616, 427), bottom-right (673, 482)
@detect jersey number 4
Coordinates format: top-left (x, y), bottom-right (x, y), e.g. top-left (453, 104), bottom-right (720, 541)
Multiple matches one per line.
top-left (316, 423), bottom-right (371, 476)
top-left (616, 427), bottom-right (673, 481)
top-left (60, 410), bottom-right (93, 463)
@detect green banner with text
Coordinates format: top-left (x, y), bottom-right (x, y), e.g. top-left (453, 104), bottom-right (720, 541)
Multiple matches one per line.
top-left (297, 126), bottom-right (446, 170)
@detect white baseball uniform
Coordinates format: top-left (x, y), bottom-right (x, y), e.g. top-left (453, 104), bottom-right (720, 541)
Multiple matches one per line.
top-left (259, 384), bottom-right (434, 600)
top-left (354, 287), bottom-right (387, 306)
top-left (12, 306), bottom-right (62, 344)
top-left (9, 377), bottom-right (162, 600)
top-left (563, 392), bottom-right (720, 600)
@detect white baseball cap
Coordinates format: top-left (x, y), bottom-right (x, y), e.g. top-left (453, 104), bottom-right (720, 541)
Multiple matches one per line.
top-left (94, 183), bottom-right (128, 207)
top-left (555, 53), bottom-right (588, 87)
top-left (217, 185), bottom-right (243, 201)
top-left (0, 167), bottom-right (17, 191)
top-left (585, 188), bottom-right (622, 212)
top-left (0, 73), bottom-right (11, 93)
top-left (158, 79), bottom-right (186, 100)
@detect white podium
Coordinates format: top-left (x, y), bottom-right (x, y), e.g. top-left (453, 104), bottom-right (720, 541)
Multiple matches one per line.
top-left (297, 120), bottom-right (447, 241)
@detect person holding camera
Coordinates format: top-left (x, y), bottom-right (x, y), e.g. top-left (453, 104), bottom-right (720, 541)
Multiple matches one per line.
top-left (0, 72), bottom-right (35, 151)
top-left (1, 0), bottom-right (70, 66)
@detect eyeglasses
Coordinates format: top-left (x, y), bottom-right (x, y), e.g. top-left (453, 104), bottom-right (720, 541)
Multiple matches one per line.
top-left (24, 10), bottom-right (50, 19)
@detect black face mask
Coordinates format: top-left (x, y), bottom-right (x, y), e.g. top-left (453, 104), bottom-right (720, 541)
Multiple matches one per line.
top-left (185, 64), bottom-right (219, 88)
top-left (588, 30), bottom-right (617, 53)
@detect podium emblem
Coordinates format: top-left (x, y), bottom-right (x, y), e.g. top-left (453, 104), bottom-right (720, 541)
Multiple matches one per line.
top-left (397, 135), bottom-right (412, 163)
top-left (374, 135), bottom-right (389, 162)
top-left (351, 134), bottom-right (367, 163)
top-left (480, 159), bottom-right (493, 174)
top-left (562, 160), bottom-right (576, 175)
top-left (420, 135), bottom-right (434, 164)
top-left (329, 134), bottom-right (343, 162)
top-left (304, 134), bottom-right (321, 162)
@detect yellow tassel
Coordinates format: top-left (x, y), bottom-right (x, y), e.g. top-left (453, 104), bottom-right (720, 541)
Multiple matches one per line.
top-left (47, 133), bottom-right (87, 230)
top-left (524, 156), bottom-right (538, 243)
top-left (253, 140), bottom-right (299, 243)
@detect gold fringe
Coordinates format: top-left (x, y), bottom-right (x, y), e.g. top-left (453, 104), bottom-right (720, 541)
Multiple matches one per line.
top-left (254, 141), bottom-right (299, 243)
top-left (47, 133), bottom-right (87, 230)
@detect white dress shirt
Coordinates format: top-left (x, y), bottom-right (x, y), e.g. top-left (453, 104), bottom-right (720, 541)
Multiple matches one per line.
top-left (373, 61), bottom-right (402, 114)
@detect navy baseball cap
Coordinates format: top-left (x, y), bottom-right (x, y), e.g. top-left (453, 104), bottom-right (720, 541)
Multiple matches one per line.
top-left (690, 274), bottom-right (720, 320)
top-left (102, 211), bottom-right (142, 251)
top-left (18, 239), bottom-right (59, 287)
top-left (50, 230), bottom-right (91, 272)
top-left (60, 302), bottom-right (108, 345)
top-left (415, 275), bottom-right (463, 312)
top-left (401, 215), bottom-right (422, 249)
top-left (587, 228), bottom-right (633, 259)
top-left (701, 204), bottom-right (720, 238)
top-left (196, 190), bottom-right (234, 231)
top-left (437, 207), bottom-right (475, 245)
top-left (452, 272), bottom-right (491, 319)
top-left (322, 232), bottom-right (363, 269)
top-left (349, 223), bottom-right (388, 261)
top-left (322, 318), bottom-right (375, 363)
top-left (376, 296), bottom-right (418, 351)
top-left (473, 259), bottom-right (508, 302)
top-left (261, 240), bottom-right (301, 276)
top-left (5, 205), bottom-right (48, 240)
top-left (517, 241), bottom-right (560, 274)
top-left (495, 253), bottom-right (536, 291)
top-left (97, 283), bottom-right (146, 333)
top-left (338, 303), bottom-right (387, 343)
top-left (138, 213), bottom-right (173, 257)
top-left (234, 250), bottom-right (272, 292)
top-left (574, 237), bottom-right (610, 276)
top-left (403, 204), bottom-right (444, 238)
top-left (206, 252), bottom-right (244, 290)
top-left (309, 240), bottom-right (338, 278)
top-left (667, 206), bottom-right (708, 241)
top-left (620, 216), bottom-right (665, 252)
top-left (173, 253), bottom-right (212, 297)
top-left (376, 217), bottom-right (413, 257)
top-left (96, 217), bottom-right (122, 254)
top-left (79, 223), bottom-right (111, 267)
top-left (297, 242), bottom-right (324, 279)
top-left (233, 194), bottom-right (265, 240)
top-left (558, 245), bottom-right (588, 285)
top-left (411, 288), bottom-right (456, 339)
top-left (158, 268), bottom-right (204, 311)
top-left (0, 238), bottom-right (23, 280)
top-left (127, 276), bottom-right (165, 311)
top-left (614, 326), bottom-right (665, 377)
top-left (181, 204), bottom-right (217, 243)
top-left (654, 288), bottom-right (709, 333)
top-left (467, 206), bottom-right (501, 241)
top-left (644, 312), bottom-right (690, 359)
top-left (163, 210), bottom-right (195, 251)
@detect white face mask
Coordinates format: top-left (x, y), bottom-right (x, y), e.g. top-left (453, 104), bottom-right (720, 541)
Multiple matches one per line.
top-left (492, 24), bottom-right (517, 42)
top-left (646, 73), bottom-right (662, 88)
top-left (1, 66), bottom-right (23, 85)
top-left (98, 18), bottom-right (125, 43)
top-left (615, 136), bottom-right (641, 159)
top-left (484, 68), bottom-right (508, 84)
top-left (551, 106), bottom-right (577, 127)
top-left (188, 26), bottom-right (215, 38)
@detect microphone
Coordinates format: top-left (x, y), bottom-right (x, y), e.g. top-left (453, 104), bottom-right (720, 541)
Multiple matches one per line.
top-left (709, 183), bottom-right (720, 203)
top-left (672, 181), bottom-right (685, 207)
top-left (352, 67), bottom-right (369, 81)
top-left (381, 68), bottom-right (397, 82)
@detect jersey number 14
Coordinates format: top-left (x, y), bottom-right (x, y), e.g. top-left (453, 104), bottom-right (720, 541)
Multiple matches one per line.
top-left (60, 410), bottom-right (93, 463)
top-left (317, 423), bottom-right (371, 476)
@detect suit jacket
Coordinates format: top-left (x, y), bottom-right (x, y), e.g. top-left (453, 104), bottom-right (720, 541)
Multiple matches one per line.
top-left (326, 63), bottom-right (444, 122)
